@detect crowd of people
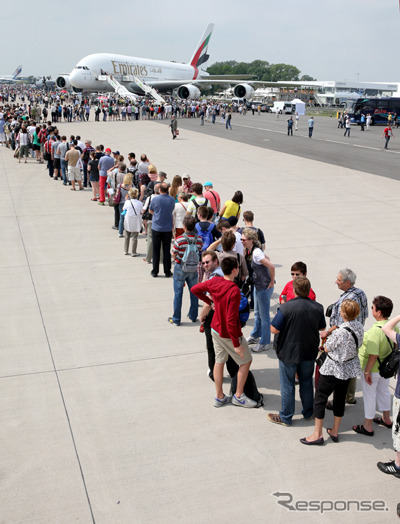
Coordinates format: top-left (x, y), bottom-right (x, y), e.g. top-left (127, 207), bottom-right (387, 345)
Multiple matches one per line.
top-left (0, 84), bottom-right (245, 127)
top-left (1, 90), bottom-right (399, 489)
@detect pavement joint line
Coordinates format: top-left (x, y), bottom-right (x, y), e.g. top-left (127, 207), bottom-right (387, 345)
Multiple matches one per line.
top-left (0, 154), bottom-right (97, 524)
top-left (0, 350), bottom-right (206, 380)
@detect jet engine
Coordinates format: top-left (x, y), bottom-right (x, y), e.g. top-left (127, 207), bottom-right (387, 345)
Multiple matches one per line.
top-left (177, 84), bottom-right (201, 100)
top-left (233, 83), bottom-right (254, 99)
top-left (56, 75), bottom-right (72, 90)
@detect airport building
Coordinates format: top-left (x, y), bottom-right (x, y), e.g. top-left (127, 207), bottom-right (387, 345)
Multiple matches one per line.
top-left (295, 80), bottom-right (399, 108)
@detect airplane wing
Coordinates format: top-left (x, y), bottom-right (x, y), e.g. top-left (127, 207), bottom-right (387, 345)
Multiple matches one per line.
top-left (146, 78), bottom-right (322, 90)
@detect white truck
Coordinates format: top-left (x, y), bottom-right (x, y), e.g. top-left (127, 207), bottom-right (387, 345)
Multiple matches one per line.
top-left (271, 101), bottom-right (294, 114)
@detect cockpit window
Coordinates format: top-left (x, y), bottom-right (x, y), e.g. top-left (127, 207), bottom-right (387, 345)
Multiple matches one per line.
top-left (74, 66), bottom-right (89, 70)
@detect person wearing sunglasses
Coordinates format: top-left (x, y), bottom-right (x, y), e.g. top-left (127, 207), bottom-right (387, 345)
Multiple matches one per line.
top-left (279, 262), bottom-right (316, 304)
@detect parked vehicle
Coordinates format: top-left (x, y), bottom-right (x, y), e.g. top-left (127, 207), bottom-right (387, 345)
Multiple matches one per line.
top-left (270, 101), bottom-right (295, 114)
top-left (246, 102), bottom-right (272, 112)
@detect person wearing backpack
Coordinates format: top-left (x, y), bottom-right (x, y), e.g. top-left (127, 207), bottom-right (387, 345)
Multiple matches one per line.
top-left (168, 216), bottom-right (203, 326)
top-left (195, 205), bottom-right (220, 252)
top-left (352, 296), bottom-right (396, 437)
top-left (185, 183), bottom-right (209, 219)
top-left (191, 256), bottom-right (257, 408)
top-left (195, 206), bottom-right (221, 282)
top-left (81, 140), bottom-right (94, 187)
top-left (378, 316), bottom-right (400, 479)
top-left (145, 171), bottom-right (167, 199)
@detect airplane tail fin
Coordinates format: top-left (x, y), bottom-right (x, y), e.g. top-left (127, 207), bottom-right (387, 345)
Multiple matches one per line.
top-left (12, 65), bottom-right (22, 79)
top-left (188, 23), bottom-right (214, 71)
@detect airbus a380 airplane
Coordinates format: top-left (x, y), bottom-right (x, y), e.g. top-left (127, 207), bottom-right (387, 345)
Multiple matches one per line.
top-left (0, 65), bottom-right (22, 84)
top-left (56, 24), bottom-right (255, 99)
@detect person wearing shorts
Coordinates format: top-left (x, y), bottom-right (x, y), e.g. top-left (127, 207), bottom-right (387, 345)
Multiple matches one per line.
top-left (191, 256), bottom-right (257, 408)
top-left (18, 128), bottom-right (29, 163)
top-left (65, 142), bottom-right (83, 191)
top-left (32, 126), bottom-right (41, 162)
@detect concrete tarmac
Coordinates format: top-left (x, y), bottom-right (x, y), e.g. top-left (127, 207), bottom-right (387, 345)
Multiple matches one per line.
top-left (1, 116), bottom-right (400, 523)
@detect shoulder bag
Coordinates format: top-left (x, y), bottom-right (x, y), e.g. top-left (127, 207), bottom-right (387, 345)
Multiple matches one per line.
top-left (113, 184), bottom-right (122, 205)
top-left (142, 195), bottom-right (152, 220)
top-left (377, 327), bottom-right (399, 378)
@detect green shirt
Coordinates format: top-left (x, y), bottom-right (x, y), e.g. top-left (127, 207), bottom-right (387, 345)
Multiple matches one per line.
top-left (358, 320), bottom-right (396, 373)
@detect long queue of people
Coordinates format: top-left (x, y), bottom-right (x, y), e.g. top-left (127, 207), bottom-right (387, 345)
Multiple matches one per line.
top-left (3, 101), bottom-right (399, 488)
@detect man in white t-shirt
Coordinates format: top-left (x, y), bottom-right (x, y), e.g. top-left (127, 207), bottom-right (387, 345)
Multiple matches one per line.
top-left (75, 135), bottom-right (85, 152)
top-left (173, 192), bottom-right (189, 237)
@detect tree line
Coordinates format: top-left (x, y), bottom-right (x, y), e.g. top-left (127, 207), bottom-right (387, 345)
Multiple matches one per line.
top-left (206, 60), bottom-right (315, 82)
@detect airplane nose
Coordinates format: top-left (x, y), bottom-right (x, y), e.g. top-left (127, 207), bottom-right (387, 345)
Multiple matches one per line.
top-left (69, 69), bottom-right (81, 88)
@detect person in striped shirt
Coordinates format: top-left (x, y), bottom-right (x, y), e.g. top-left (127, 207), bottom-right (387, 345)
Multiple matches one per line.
top-left (168, 216), bottom-right (203, 326)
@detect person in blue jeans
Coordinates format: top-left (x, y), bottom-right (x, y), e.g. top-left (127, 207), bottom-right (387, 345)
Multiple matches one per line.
top-left (268, 277), bottom-right (326, 427)
top-left (242, 228), bottom-right (275, 353)
top-left (168, 216), bottom-right (203, 326)
top-left (308, 116), bottom-right (314, 138)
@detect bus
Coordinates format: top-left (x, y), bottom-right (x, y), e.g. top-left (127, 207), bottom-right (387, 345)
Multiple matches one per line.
top-left (351, 97), bottom-right (400, 126)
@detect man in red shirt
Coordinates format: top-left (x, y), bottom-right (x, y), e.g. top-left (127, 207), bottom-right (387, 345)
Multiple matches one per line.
top-left (191, 257), bottom-right (257, 408)
top-left (203, 181), bottom-right (220, 222)
top-left (382, 126), bottom-right (394, 149)
top-left (279, 261), bottom-right (316, 304)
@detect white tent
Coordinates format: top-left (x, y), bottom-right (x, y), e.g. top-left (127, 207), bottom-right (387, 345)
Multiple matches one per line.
top-left (291, 98), bottom-right (306, 116)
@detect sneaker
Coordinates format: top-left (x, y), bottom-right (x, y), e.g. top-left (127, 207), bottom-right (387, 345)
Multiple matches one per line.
top-left (168, 317), bottom-right (179, 326)
top-left (377, 460), bottom-right (400, 479)
top-left (232, 393), bottom-right (257, 408)
top-left (267, 413), bottom-right (291, 426)
top-left (112, 226), bottom-right (118, 230)
top-left (246, 336), bottom-right (260, 345)
top-left (214, 394), bottom-right (231, 408)
top-left (119, 234), bottom-right (124, 238)
top-left (252, 343), bottom-right (272, 353)
top-left (187, 315), bottom-right (198, 323)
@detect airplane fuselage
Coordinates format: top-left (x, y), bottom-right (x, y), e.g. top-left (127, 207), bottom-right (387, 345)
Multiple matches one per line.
top-left (69, 53), bottom-right (206, 93)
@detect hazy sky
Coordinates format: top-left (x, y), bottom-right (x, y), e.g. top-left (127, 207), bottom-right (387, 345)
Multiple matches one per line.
top-left (4, 0), bottom-right (399, 82)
